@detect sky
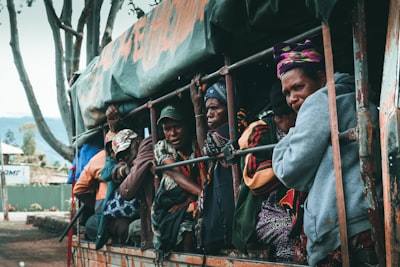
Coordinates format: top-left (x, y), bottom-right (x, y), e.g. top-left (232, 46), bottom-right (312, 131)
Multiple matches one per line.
top-left (0, 1), bottom-right (153, 118)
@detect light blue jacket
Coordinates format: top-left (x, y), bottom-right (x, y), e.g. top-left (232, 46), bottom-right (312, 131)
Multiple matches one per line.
top-left (272, 73), bottom-right (380, 266)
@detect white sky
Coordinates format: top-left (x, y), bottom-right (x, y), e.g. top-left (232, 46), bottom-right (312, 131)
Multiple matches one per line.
top-left (0, 1), bottom-right (153, 118)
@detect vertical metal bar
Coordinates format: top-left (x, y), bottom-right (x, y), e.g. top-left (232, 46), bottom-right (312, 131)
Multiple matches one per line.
top-left (149, 102), bottom-right (159, 193)
top-left (322, 23), bottom-right (350, 266)
top-left (0, 139), bottom-right (9, 221)
top-left (352, 1), bottom-right (386, 265)
top-left (223, 55), bottom-right (240, 203)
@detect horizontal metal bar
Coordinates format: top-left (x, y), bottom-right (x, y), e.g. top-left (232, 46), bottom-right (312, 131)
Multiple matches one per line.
top-left (155, 143), bottom-right (276, 171)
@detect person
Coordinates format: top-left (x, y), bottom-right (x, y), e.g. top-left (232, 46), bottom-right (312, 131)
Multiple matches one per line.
top-left (101, 129), bottom-right (142, 246)
top-left (190, 76), bottom-right (239, 254)
top-left (104, 103), bottom-right (156, 250)
top-left (95, 129), bottom-right (118, 249)
top-left (271, 40), bottom-right (380, 266)
top-left (232, 81), bottom-right (305, 263)
top-left (151, 104), bottom-right (205, 257)
top-left (73, 130), bottom-right (111, 241)
top-left (67, 134), bottom-right (103, 184)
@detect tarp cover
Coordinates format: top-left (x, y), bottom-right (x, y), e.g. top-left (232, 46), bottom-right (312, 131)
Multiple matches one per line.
top-left (70, 0), bottom-right (345, 138)
top-left (70, 0), bottom-right (214, 131)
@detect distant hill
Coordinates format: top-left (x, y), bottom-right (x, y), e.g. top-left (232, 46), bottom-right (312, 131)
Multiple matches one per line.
top-left (0, 116), bottom-right (70, 166)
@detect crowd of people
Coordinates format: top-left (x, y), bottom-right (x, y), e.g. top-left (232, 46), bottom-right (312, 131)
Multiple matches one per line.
top-left (69, 40), bottom-right (381, 266)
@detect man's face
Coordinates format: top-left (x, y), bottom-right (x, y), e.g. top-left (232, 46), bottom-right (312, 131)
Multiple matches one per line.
top-left (281, 68), bottom-right (324, 113)
top-left (116, 141), bottom-right (138, 164)
top-left (162, 119), bottom-right (188, 150)
top-left (205, 98), bottom-right (228, 130)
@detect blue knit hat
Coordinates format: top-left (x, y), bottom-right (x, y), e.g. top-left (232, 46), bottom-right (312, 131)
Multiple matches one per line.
top-left (204, 81), bottom-right (227, 105)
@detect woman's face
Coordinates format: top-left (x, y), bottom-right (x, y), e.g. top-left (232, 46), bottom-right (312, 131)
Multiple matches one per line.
top-left (205, 98), bottom-right (228, 130)
top-left (281, 68), bottom-right (325, 113)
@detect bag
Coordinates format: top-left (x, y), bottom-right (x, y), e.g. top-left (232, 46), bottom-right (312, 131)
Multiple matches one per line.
top-left (104, 189), bottom-right (140, 219)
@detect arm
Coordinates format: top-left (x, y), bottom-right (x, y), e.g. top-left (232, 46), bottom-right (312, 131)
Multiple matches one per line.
top-left (272, 91), bottom-right (331, 191)
top-left (162, 158), bottom-right (202, 196)
top-left (190, 74), bottom-right (208, 150)
top-left (73, 167), bottom-right (98, 207)
top-left (119, 136), bottom-right (155, 200)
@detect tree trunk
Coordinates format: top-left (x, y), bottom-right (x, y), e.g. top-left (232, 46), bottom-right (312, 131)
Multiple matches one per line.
top-left (86, 0), bottom-right (103, 64)
top-left (7, 0), bottom-right (74, 162)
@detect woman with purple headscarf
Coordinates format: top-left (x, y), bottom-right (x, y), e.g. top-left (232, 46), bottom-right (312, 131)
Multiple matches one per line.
top-left (271, 40), bottom-right (381, 266)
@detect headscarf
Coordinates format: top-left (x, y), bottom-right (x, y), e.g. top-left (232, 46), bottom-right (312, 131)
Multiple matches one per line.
top-left (273, 39), bottom-right (324, 79)
top-left (204, 81), bottom-right (227, 105)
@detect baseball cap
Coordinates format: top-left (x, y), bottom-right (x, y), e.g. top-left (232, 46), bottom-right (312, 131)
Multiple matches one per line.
top-left (157, 105), bottom-right (185, 125)
top-left (112, 129), bottom-right (138, 155)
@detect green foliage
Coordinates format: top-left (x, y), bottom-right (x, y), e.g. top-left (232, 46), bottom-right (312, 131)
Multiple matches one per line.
top-left (4, 129), bottom-right (18, 146)
top-left (19, 122), bottom-right (36, 156)
top-left (22, 130), bottom-right (35, 155)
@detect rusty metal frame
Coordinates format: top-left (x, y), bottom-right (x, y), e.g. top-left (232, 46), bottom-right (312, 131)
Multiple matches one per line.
top-left (352, 0), bottom-right (386, 265)
top-left (321, 23), bottom-right (350, 266)
top-left (379, 0), bottom-right (400, 265)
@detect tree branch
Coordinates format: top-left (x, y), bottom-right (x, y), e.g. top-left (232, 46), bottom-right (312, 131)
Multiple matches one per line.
top-left (101, 0), bottom-right (124, 49)
top-left (6, 0), bottom-right (73, 161)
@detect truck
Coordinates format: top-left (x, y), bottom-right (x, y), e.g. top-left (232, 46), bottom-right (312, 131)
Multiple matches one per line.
top-left (68, 0), bottom-right (400, 266)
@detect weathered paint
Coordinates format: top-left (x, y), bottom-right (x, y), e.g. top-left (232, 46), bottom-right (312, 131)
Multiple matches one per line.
top-left (379, 0), bottom-right (400, 265)
top-left (352, 1), bottom-right (386, 265)
top-left (72, 239), bottom-right (303, 267)
top-left (69, 0), bottom-right (215, 131)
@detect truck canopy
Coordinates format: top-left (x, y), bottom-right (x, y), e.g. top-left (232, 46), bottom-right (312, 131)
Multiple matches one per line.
top-left (69, 0), bottom-right (384, 143)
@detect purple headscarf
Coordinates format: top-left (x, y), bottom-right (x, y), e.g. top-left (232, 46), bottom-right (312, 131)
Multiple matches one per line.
top-left (273, 40), bottom-right (324, 79)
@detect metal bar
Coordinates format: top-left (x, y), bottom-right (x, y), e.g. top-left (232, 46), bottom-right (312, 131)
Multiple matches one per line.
top-left (322, 23), bottom-right (350, 266)
top-left (60, 202), bottom-right (85, 242)
top-left (352, 1), bottom-right (386, 265)
top-left (155, 144), bottom-right (276, 172)
top-left (0, 138), bottom-right (9, 221)
top-left (224, 55), bottom-right (241, 203)
top-left (149, 104), bottom-right (160, 193)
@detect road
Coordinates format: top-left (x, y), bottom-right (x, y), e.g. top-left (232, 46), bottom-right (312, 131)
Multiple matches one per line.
top-left (0, 212), bottom-right (69, 267)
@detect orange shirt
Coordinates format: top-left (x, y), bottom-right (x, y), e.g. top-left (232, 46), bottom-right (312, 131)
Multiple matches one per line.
top-left (73, 149), bottom-right (107, 201)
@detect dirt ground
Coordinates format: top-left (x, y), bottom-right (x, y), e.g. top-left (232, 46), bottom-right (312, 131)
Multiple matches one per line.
top-left (0, 220), bottom-right (68, 267)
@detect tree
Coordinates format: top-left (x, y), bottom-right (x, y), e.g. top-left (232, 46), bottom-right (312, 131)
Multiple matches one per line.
top-left (4, 129), bottom-right (17, 146)
top-left (19, 122), bottom-right (36, 156)
top-left (5, 0), bottom-right (151, 162)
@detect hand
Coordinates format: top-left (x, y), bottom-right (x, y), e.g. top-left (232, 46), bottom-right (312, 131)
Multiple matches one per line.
top-left (190, 74), bottom-right (206, 114)
top-left (168, 197), bottom-right (192, 213)
top-left (112, 162), bottom-right (129, 184)
top-left (106, 104), bottom-right (120, 132)
top-left (106, 104), bottom-right (119, 120)
top-left (193, 207), bottom-right (201, 219)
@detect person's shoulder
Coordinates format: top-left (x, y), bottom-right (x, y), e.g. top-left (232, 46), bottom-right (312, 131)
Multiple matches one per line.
top-left (89, 149), bottom-right (106, 161)
top-left (154, 139), bottom-right (174, 153)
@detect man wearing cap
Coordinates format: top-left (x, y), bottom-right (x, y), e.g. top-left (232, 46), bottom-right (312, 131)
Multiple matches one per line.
top-left (99, 129), bottom-right (142, 246)
top-left (271, 40), bottom-right (380, 266)
top-left (151, 104), bottom-right (205, 256)
top-left (104, 104), bottom-right (157, 251)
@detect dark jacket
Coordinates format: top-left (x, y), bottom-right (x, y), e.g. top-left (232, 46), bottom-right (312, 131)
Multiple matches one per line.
top-left (119, 136), bottom-right (155, 250)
